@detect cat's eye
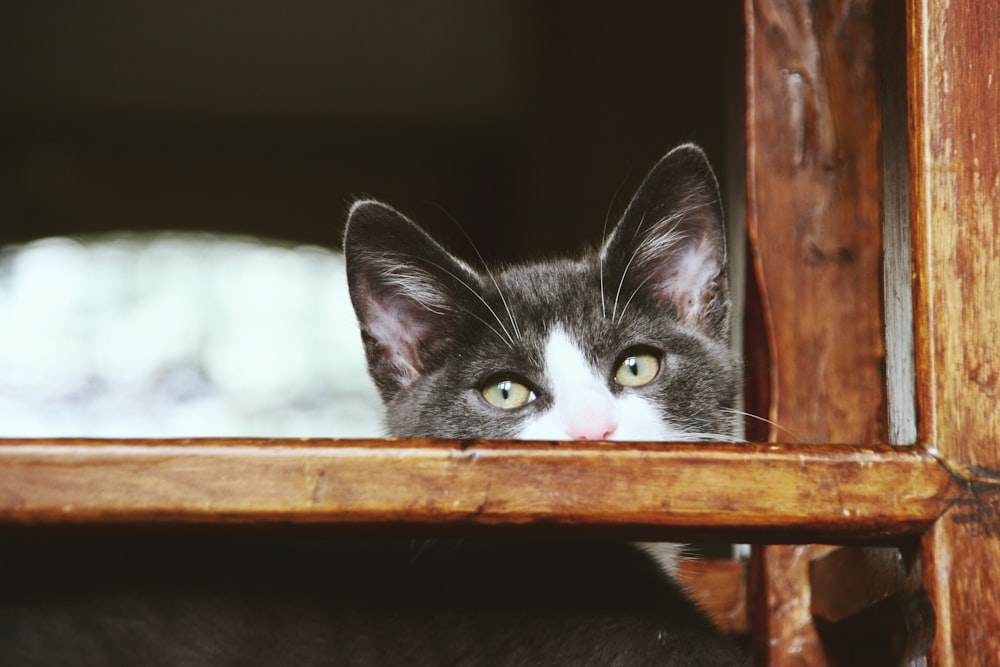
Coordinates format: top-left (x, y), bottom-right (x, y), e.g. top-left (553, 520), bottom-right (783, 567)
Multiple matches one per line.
top-left (614, 352), bottom-right (660, 387)
top-left (481, 379), bottom-right (536, 409)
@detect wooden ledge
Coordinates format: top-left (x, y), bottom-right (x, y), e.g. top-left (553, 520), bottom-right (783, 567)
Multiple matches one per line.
top-left (0, 439), bottom-right (961, 543)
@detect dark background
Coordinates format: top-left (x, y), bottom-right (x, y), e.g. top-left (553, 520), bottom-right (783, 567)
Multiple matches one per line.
top-left (0, 1), bottom-right (742, 263)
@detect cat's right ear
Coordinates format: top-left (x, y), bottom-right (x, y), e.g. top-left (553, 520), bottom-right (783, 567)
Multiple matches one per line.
top-left (344, 200), bottom-right (480, 399)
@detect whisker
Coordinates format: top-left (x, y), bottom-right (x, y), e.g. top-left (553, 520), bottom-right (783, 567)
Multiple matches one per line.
top-left (612, 217), bottom-right (690, 323)
top-left (611, 213), bottom-right (645, 321)
top-left (600, 167), bottom-right (633, 320)
top-left (376, 260), bottom-right (511, 347)
top-left (424, 202), bottom-right (521, 341)
top-left (720, 407), bottom-right (799, 441)
top-left (615, 230), bottom-right (690, 325)
top-left (406, 253), bottom-right (516, 348)
top-left (616, 273), bottom-right (654, 325)
top-left (665, 431), bottom-right (748, 444)
top-left (374, 250), bottom-right (515, 346)
top-left (480, 267), bottom-right (520, 342)
top-left (458, 307), bottom-right (513, 348)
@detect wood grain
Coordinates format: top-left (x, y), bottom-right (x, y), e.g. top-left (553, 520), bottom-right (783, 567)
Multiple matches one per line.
top-left (908, 0), bottom-right (1000, 477)
top-left (880, 0), bottom-right (917, 446)
top-left (744, 0), bottom-right (888, 663)
top-left (745, 0), bottom-right (887, 445)
top-left (0, 439), bottom-right (958, 543)
top-left (907, 0), bottom-right (1000, 663)
top-left (750, 544), bottom-right (836, 667)
top-left (746, 0), bottom-right (887, 665)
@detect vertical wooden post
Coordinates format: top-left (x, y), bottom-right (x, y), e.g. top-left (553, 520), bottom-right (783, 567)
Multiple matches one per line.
top-left (744, 0), bottom-right (887, 663)
top-left (907, 0), bottom-right (1000, 663)
top-left (745, 0), bottom-right (887, 443)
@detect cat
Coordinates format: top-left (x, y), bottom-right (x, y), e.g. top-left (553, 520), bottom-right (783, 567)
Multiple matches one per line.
top-left (345, 143), bottom-right (739, 444)
top-left (0, 144), bottom-right (746, 666)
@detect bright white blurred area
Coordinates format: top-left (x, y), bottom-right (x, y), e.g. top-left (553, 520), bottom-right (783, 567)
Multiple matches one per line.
top-left (0, 234), bottom-right (384, 437)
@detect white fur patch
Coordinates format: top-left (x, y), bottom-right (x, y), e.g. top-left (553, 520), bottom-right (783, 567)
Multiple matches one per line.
top-left (516, 327), bottom-right (673, 441)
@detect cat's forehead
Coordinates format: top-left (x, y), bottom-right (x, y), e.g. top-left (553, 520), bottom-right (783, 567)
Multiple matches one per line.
top-left (494, 259), bottom-right (597, 319)
top-left (495, 257), bottom-right (673, 323)
top-left (480, 258), bottom-right (672, 356)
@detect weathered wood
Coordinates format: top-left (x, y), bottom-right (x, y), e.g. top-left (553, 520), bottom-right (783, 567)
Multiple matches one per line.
top-left (750, 544), bottom-right (836, 667)
top-left (745, 0), bottom-right (887, 444)
top-left (908, 0), bottom-right (1000, 477)
top-left (0, 439), bottom-right (958, 543)
top-left (744, 0), bottom-right (888, 663)
top-left (921, 511), bottom-right (1000, 667)
top-left (880, 0), bottom-right (917, 446)
top-left (907, 0), bottom-right (1000, 663)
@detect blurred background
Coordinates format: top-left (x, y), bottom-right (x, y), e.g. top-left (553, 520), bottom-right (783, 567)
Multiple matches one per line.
top-left (0, 1), bottom-right (743, 437)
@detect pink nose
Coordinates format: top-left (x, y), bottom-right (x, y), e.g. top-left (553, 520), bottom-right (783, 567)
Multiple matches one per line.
top-left (564, 386), bottom-right (617, 440)
top-left (567, 416), bottom-right (617, 441)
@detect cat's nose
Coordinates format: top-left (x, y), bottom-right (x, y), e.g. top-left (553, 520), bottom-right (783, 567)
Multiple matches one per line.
top-left (567, 417), bottom-right (617, 441)
top-left (563, 386), bottom-right (617, 440)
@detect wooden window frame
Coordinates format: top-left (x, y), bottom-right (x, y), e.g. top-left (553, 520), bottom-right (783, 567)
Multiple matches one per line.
top-left (0, 1), bottom-right (996, 664)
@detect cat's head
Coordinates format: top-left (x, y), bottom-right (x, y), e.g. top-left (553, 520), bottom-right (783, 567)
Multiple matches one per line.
top-left (344, 144), bottom-right (739, 441)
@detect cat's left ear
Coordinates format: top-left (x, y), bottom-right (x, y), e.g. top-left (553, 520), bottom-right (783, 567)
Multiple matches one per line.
top-left (601, 144), bottom-right (729, 337)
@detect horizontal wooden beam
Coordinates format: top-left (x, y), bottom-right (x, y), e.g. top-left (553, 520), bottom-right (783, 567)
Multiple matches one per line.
top-left (0, 439), bottom-right (962, 543)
